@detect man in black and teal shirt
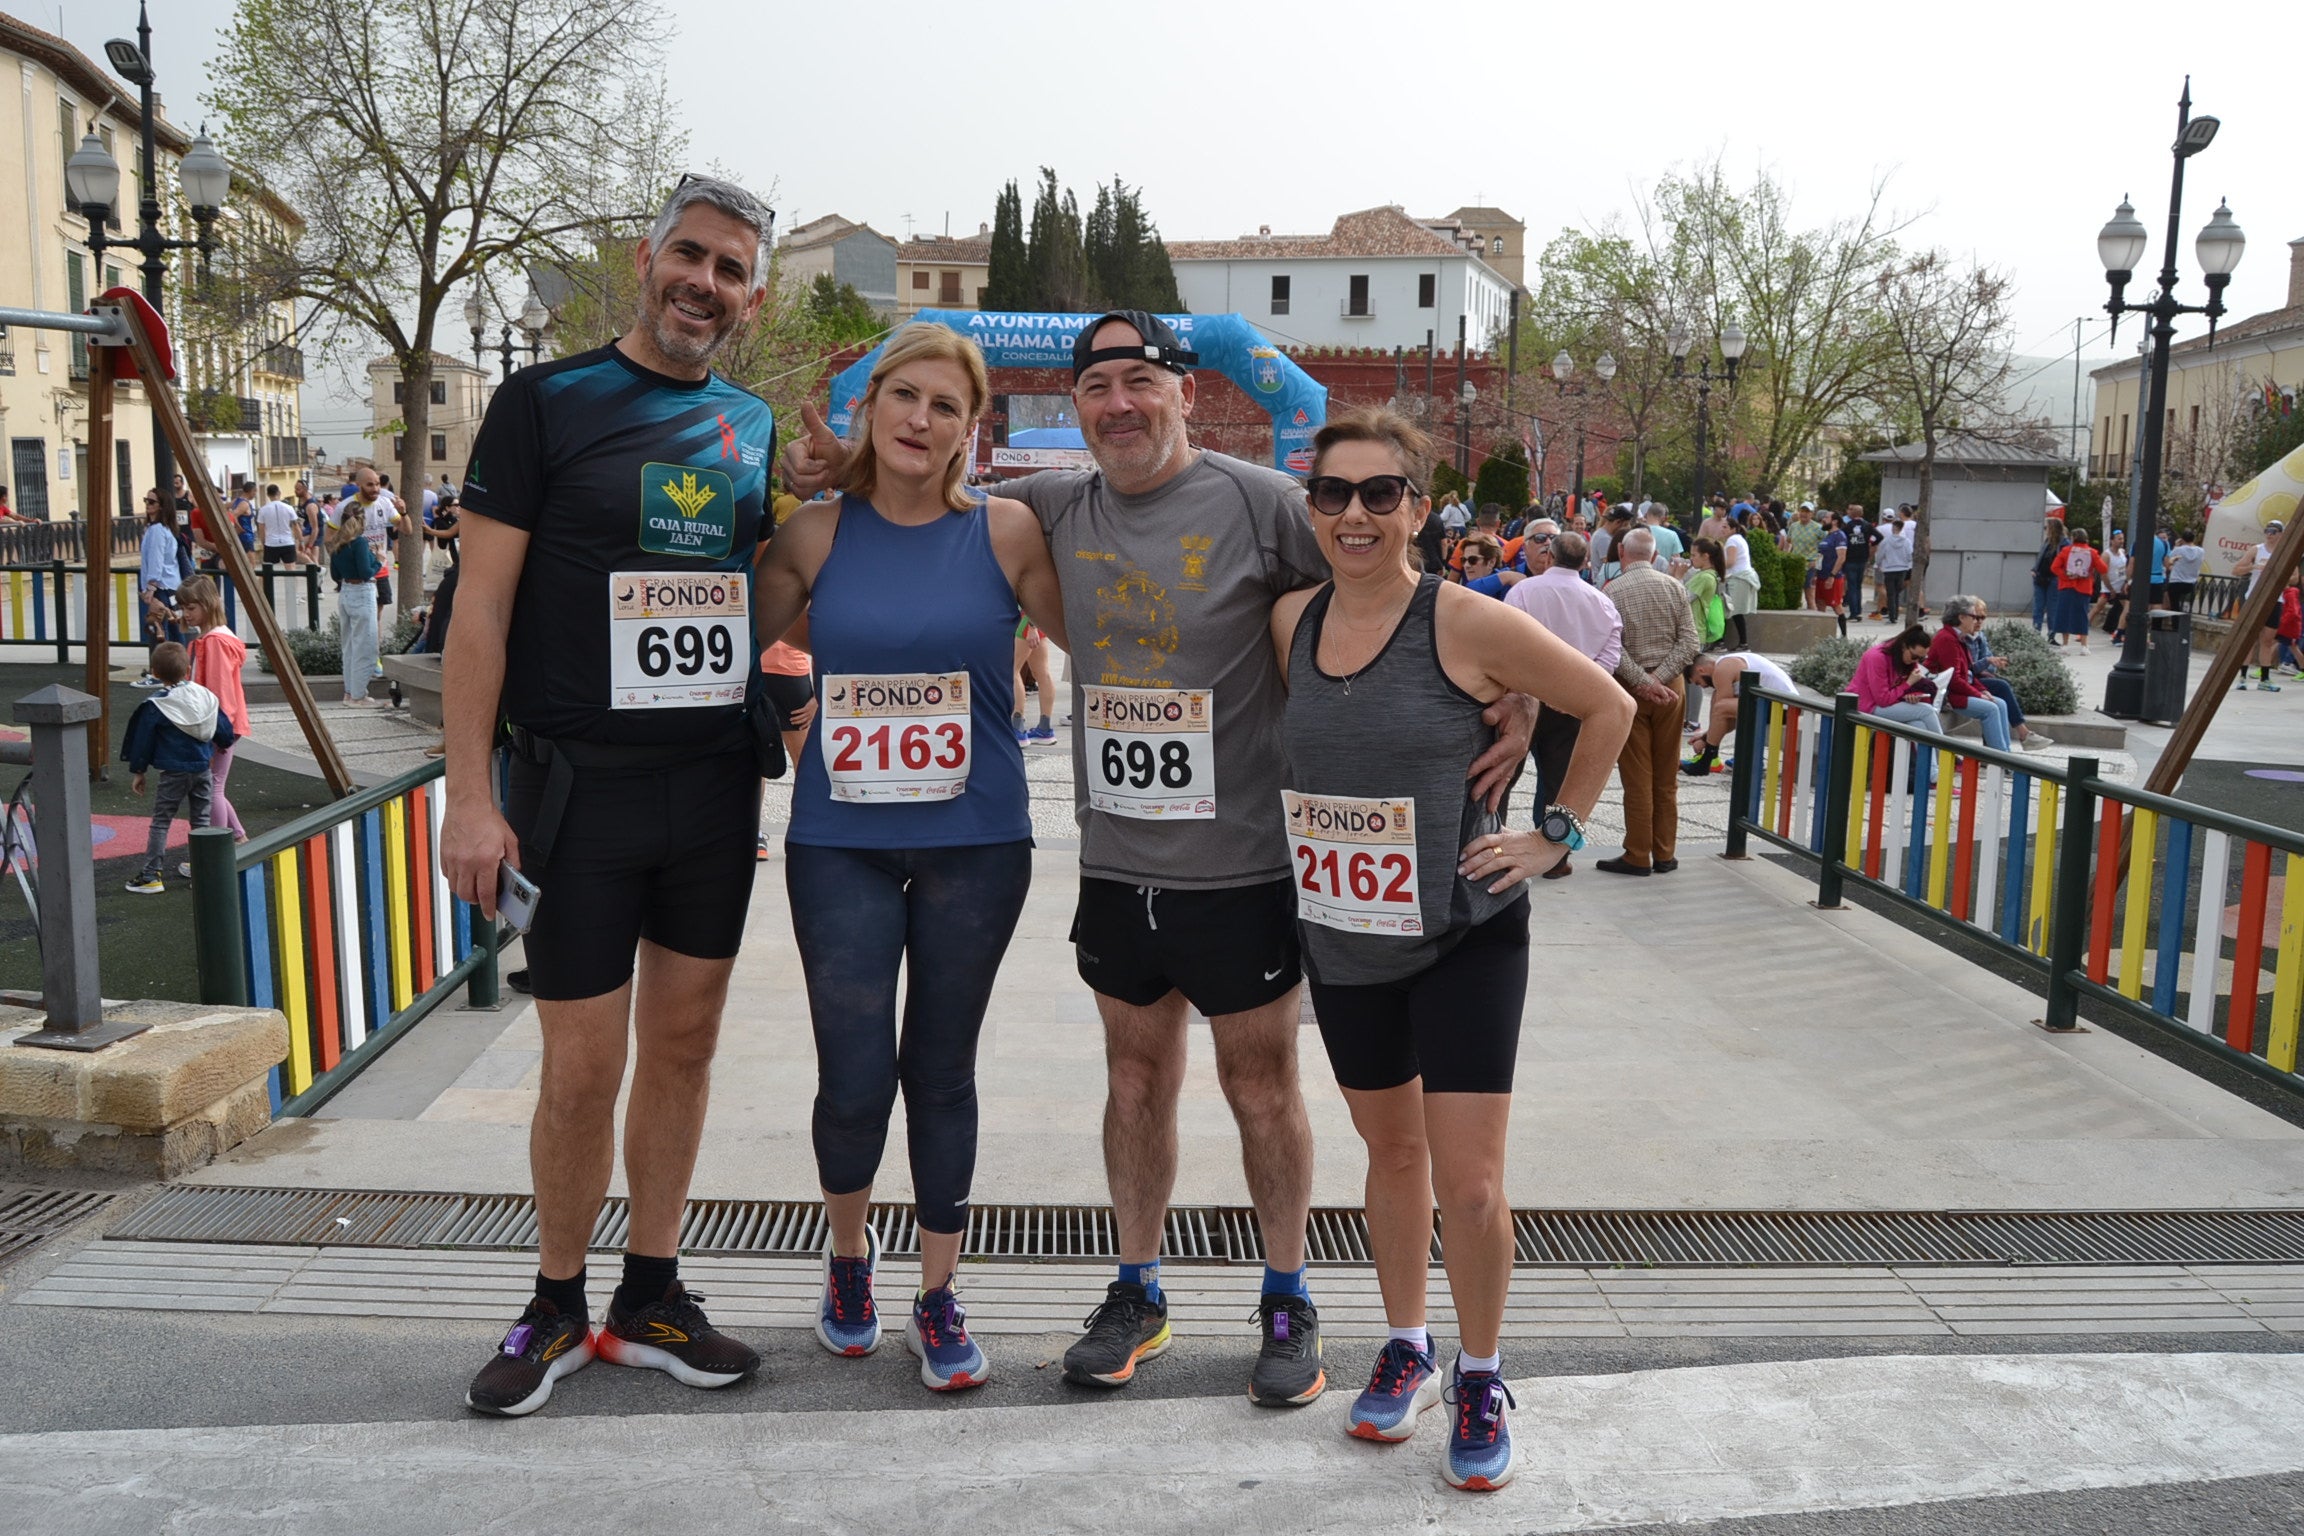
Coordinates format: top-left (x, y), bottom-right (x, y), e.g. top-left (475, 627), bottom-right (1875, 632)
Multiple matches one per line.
top-left (442, 176), bottom-right (776, 1418)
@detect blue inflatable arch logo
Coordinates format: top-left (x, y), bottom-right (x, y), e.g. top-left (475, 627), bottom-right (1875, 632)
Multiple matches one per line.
top-left (823, 310), bottom-right (1329, 477)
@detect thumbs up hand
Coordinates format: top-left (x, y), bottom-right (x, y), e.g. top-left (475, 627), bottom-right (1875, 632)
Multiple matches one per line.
top-left (782, 401), bottom-right (848, 497)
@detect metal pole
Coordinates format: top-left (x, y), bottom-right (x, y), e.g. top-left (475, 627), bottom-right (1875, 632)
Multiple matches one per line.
top-left (189, 825), bottom-right (250, 1007)
top-left (2105, 85), bottom-right (2192, 719)
top-left (1724, 670), bottom-right (1761, 860)
top-left (13, 687), bottom-right (146, 1049)
top-left (1505, 289), bottom-right (1520, 418)
top-left (1455, 315), bottom-right (1469, 481)
top-left (467, 903), bottom-right (501, 1009)
top-left (1692, 368), bottom-right (1712, 519)
top-left (2042, 755), bottom-right (2101, 1031)
top-left (1815, 693), bottom-right (1858, 909)
top-left (2069, 317), bottom-right (2083, 469)
top-left (136, 4), bottom-right (171, 500)
top-left (84, 346), bottom-right (115, 777)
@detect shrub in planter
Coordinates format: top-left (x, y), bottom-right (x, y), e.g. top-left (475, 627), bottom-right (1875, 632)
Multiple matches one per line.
top-left (1746, 534), bottom-right (1806, 610)
top-left (1789, 635), bottom-right (1867, 698)
top-left (1995, 651), bottom-right (2081, 717)
top-left (258, 612), bottom-right (421, 675)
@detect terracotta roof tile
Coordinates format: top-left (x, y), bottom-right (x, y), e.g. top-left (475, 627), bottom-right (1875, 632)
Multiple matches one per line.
top-left (1169, 206), bottom-right (1471, 263)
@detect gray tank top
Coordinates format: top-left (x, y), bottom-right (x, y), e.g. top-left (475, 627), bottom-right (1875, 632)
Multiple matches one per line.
top-left (1282, 574), bottom-right (1509, 985)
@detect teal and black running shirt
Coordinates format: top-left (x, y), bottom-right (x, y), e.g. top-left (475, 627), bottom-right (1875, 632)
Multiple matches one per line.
top-left (460, 343), bottom-right (776, 748)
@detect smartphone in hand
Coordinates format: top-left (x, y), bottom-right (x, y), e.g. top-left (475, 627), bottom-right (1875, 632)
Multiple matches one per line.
top-left (496, 861), bottom-right (541, 935)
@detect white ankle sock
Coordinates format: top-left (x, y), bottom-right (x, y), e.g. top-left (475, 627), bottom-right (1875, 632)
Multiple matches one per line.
top-left (1388, 1325), bottom-right (1431, 1354)
top-left (1457, 1348), bottom-right (1501, 1376)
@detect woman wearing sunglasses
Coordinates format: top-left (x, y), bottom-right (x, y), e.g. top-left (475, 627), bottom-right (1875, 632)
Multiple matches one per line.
top-left (1455, 534), bottom-right (1517, 597)
top-left (1268, 407), bottom-right (1631, 1491)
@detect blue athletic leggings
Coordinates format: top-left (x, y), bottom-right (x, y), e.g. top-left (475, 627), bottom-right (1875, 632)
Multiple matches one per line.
top-left (785, 839), bottom-right (1032, 1234)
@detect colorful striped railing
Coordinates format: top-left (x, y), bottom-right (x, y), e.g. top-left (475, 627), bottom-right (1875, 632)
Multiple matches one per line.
top-left (190, 759), bottom-right (500, 1116)
top-left (1727, 675), bottom-right (2304, 1099)
top-left (0, 560), bottom-right (325, 658)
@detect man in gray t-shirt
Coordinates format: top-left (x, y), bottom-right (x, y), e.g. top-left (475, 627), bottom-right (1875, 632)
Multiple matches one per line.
top-left (788, 310), bottom-right (1529, 1408)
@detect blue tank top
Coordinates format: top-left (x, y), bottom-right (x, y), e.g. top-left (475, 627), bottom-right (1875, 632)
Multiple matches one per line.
top-left (786, 493), bottom-right (1030, 849)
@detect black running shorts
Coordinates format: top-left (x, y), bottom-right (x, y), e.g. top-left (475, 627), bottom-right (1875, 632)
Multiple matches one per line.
top-left (1070, 875), bottom-right (1300, 1018)
top-left (1307, 897), bottom-right (1530, 1094)
top-left (503, 745), bottom-right (760, 1001)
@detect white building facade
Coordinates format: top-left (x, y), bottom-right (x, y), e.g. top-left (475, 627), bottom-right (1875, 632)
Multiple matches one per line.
top-left (1167, 206), bottom-right (1517, 353)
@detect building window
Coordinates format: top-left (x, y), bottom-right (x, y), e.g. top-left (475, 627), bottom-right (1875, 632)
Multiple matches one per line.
top-left (116, 440), bottom-right (134, 518)
top-left (0, 326), bottom-right (13, 376)
top-left (1270, 275), bottom-right (1290, 315)
top-left (1347, 274), bottom-right (1370, 317)
top-left (65, 255), bottom-right (88, 378)
top-left (1490, 236), bottom-right (1504, 255)
top-left (939, 271), bottom-right (961, 304)
top-left (57, 99), bottom-right (75, 198)
top-left (912, 270), bottom-right (930, 290)
top-left (430, 380), bottom-right (447, 406)
top-left (431, 433), bottom-right (449, 462)
top-left (392, 381), bottom-right (405, 404)
top-left (392, 435), bottom-right (405, 457)
top-left (1418, 273), bottom-right (1436, 309)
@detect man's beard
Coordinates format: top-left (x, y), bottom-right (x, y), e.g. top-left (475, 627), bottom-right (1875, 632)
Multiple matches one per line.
top-left (644, 277), bottom-right (737, 367)
top-left (1086, 412), bottom-right (1184, 487)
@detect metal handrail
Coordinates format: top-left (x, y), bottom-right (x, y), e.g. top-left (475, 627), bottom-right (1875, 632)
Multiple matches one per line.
top-left (2079, 776), bottom-right (2304, 860)
top-left (234, 758), bottom-right (442, 866)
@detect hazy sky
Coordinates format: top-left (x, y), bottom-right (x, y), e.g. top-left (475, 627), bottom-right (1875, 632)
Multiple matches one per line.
top-left (47, 0), bottom-right (2301, 450)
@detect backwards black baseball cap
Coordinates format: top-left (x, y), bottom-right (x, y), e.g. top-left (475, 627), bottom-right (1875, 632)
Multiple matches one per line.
top-left (1072, 310), bottom-right (1198, 380)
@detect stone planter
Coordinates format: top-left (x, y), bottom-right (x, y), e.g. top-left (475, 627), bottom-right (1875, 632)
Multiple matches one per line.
top-left (381, 654), bottom-right (443, 726)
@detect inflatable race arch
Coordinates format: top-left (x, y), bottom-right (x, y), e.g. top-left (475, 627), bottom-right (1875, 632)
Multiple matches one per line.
top-left (824, 311), bottom-right (1328, 477)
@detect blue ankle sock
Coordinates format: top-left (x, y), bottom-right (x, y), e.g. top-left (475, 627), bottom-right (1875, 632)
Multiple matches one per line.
top-left (1261, 1263), bottom-right (1309, 1300)
top-left (1119, 1260), bottom-right (1163, 1305)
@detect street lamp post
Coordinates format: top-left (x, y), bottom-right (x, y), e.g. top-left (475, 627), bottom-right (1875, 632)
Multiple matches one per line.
top-left (65, 3), bottom-right (231, 500)
top-left (1458, 379), bottom-right (1478, 484)
top-left (466, 285), bottom-right (551, 380)
top-left (2095, 78), bottom-right (2246, 720)
top-left (1668, 321), bottom-right (1746, 520)
top-left (1550, 349), bottom-right (1616, 519)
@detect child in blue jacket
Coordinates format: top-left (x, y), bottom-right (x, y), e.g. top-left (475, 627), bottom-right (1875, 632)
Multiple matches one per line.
top-left (121, 641), bottom-right (238, 894)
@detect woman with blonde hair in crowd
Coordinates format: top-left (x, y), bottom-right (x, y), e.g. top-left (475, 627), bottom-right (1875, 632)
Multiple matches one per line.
top-left (327, 501), bottom-right (383, 706)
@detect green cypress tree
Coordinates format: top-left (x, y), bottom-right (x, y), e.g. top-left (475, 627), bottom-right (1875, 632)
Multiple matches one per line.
top-left (1024, 168), bottom-right (1093, 311)
top-left (983, 180), bottom-right (1028, 309)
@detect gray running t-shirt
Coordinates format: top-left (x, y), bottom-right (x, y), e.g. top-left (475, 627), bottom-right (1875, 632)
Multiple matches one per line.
top-left (1011, 451), bottom-right (1328, 889)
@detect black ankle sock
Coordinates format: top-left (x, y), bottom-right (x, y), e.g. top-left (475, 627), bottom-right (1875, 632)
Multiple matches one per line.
top-left (535, 1268), bottom-right (587, 1322)
top-left (613, 1252), bottom-right (679, 1318)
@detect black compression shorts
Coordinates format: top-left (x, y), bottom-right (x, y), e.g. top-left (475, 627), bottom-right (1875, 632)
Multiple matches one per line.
top-left (503, 744), bottom-right (759, 1001)
top-left (760, 670), bottom-right (814, 732)
top-left (1307, 897), bottom-right (1530, 1093)
top-left (1070, 875), bottom-right (1300, 1017)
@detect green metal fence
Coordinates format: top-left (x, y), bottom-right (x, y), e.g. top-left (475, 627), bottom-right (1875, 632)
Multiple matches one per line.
top-left (191, 758), bottom-right (500, 1118)
top-left (1727, 673), bottom-right (2304, 1099)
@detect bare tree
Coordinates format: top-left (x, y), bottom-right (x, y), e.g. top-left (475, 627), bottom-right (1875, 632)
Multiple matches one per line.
top-left (1871, 250), bottom-right (2018, 622)
top-left (207, 0), bottom-right (681, 600)
top-left (1663, 159), bottom-right (1910, 496)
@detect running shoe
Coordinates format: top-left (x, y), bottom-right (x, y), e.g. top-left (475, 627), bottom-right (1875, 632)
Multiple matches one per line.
top-left (1026, 722), bottom-right (1056, 744)
top-left (1061, 1280), bottom-right (1171, 1387)
top-left (2020, 734), bottom-right (2055, 753)
top-left (1346, 1338), bottom-right (1441, 1441)
top-left (594, 1283), bottom-right (760, 1388)
top-left (465, 1296), bottom-right (594, 1417)
top-left (2261, 681), bottom-right (2284, 692)
top-left (815, 1227), bottom-right (881, 1356)
top-left (1013, 725), bottom-right (1032, 747)
top-left (905, 1285), bottom-right (989, 1390)
top-left (755, 834), bottom-right (770, 862)
top-left (1443, 1367), bottom-right (1518, 1490)
top-left (124, 876), bottom-right (165, 895)
top-left (1248, 1292), bottom-right (1325, 1407)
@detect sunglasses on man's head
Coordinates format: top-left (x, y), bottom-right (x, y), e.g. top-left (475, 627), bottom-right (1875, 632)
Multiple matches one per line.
top-left (1304, 474), bottom-right (1420, 517)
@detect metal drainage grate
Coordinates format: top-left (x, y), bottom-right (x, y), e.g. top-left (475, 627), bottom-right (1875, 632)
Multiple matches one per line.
top-left (105, 1187), bottom-right (2304, 1267)
top-left (0, 1185), bottom-right (117, 1266)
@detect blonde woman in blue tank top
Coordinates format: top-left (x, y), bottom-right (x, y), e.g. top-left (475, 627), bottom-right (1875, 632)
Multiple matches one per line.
top-left (753, 325), bottom-right (1067, 1391)
top-left (1268, 407), bottom-right (1631, 1490)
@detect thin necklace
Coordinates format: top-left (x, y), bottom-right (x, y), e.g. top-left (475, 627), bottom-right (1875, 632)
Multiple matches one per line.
top-left (1330, 579), bottom-right (1416, 695)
